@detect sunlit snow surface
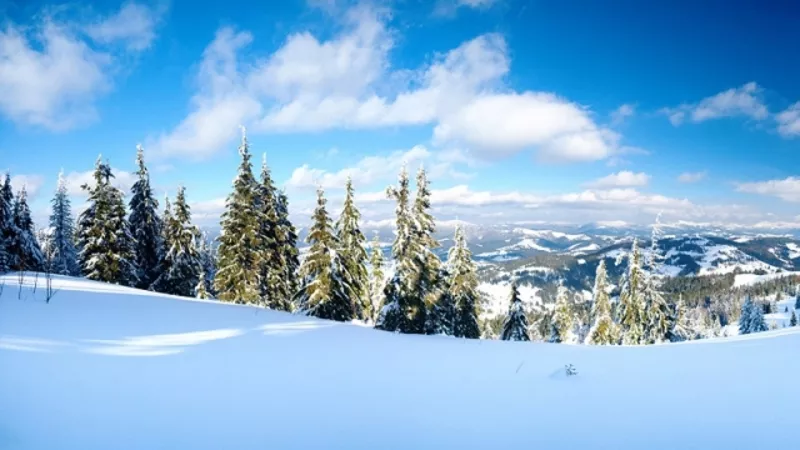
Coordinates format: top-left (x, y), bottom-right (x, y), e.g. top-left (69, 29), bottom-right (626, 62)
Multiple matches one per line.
top-left (1, 274), bottom-right (798, 450)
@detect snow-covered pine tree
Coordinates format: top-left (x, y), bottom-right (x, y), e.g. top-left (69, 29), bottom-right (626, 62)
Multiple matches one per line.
top-left (48, 170), bottom-right (79, 275)
top-left (791, 310), bottom-right (797, 327)
top-left (501, 282), bottom-right (530, 341)
top-left (739, 297), bottom-right (767, 334)
top-left (214, 128), bottom-right (263, 304)
top-left (129, 145), bottom-right (164, 289)
top-left (151, 187), bottom-right (201, 297)
top-left (618, 238), bottom-right (646, 345)
top-left (642, 217), bottom-right (671, 344)
top-left (376, 165), bottom-right (422, 333)
top-left (551, 285), bottom-right (573, 344)
top-left (424, 273), bottom-right (457, 335)
top-left (0, 173), bottom-right (17, 273)
top-left (668, 294), bottom-right (692, 342)
top-left (335, 177), bottom-right (370, 320)
top-left (368, 234), bottom-right (385, 323)
top-left (449, 225), bottom-right (481, 339)
top-left (587, 260), bottom-right (618, 345)
top-left (9, 187), bottom-right (45, 271)
top-left (77, 157), bottom-right (137, 285)
top-left (195, 270), bottom-right (212, 299)
top-left (197, 232), bottom-right (217, 296)
top-left (412, 167), bottom-right (443, 331)
top-left (255, 154), bottom-right (286, 309)
top-left (295, 187), bottom-right (355, 321)
top-left (276, 190), bottom-right (299, 310)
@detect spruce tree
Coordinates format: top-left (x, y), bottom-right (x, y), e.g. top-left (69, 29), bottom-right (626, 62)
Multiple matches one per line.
top-left (276, 190), bottom-right (299, 310)
top-left (501, 282), bottom-right (530, 341)
top-left (425, 275), bottom-right (457, 336)
top-left (643, 218), bottom-right (670, 343)
top-left (587, 260), bottom-right (618, 345)
top-left (151, 187), bottom-right (201, 297)
top-left (214, 128), bottom-right (263, 304)
top-left (48, 171), bottom-right (79, 275)
top-left (739, 297), bottom-right (767, 334)
top-left (77, 157), bottom-right (137, 285)
top-left (195, 270), bottom-right (212, 299)
top-left (335, 177), bottom-right (370, 320)
top-left (9, 186), bottom-right (45, 271)
top-left (551, 285), bottom-right (573, 344)
top-left (449, 225), bottom-right (481, 339)
top-left (791, 310), bottom-right (797, 327)
top-left (0, 173), bottom-right (15, 273)
top-left (669, 295), bottom-right (692, 342)
top-left (129, 145), bottom-right (164, 289)
top-left (618, 238), bottom-right (646, 344)
top-left (377, 166), bottom-right (421, 333)
top-left (255, 154), bottom-right (289, 310)
top-left (197, 232), bottom-right (217, 296)
top-left (295, 187), bottom-right (355, 321)
top-left (368, 234), bottom-right (385, 323)
top-left (412, 167), bottom-right (443, 329)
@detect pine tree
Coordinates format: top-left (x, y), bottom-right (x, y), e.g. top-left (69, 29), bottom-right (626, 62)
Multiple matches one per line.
top-left (618, 238), bottom-right (646, 344)
top-left (501, 282), bottom-right (530, 341)
top-left (151, 187), bottom-right (201, 297)
top-left (425, 275), bottom-right (457, 336)
top-left (368, 234), bottom-right (385, 323)
top-left (276, 190), bottom-right (299, 310)
top-left (295, 187), bottom-right (355, 321)
top-left (214, 128), bottom-right (263, 304)
top-left (791, 310), bottom-right (797, 327)
top-left (195, 270), bottom-right (212, 299)
top-left (449, 225), bottom-right (481, 339)
top-left (77, 157), bottom-right (137, 285)
top-left (48, 171), bottom-right (79, 275)
top-left (412, 167), bottom-right (443, 330)
top-left (0, 173), bottom-right (16, 273)
top-left (377, 165), bottom-right (421, 333)
top-left (587, 260), bottom-right (618, 345)
top-left (739, 297), bottom-right (768, 334)
top-left (8, 187), bottom-right (45, 271)
top-left (255, 154), bottom-right (287, 309)
top-left (643, 217), bottom-right (670, 344)
top-left (551, 285), bottom-right (573, 344)
top-left (335, 177), bottom-right (370, 320)
top-left (669, 295), bottom-right (692, 342)
top-left (197, 232), bottom-right (217, 296)
top-left (129, 145), bottom-right (164, 289)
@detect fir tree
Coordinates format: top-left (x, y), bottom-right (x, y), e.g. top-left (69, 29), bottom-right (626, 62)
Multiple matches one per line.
top-left (618, 238), bottom-right (646, 345)
top-left (739, 297), bottom-right (768, 334)
top-left (0, 173), bottom-right (16, 273)
top-left (214, 128), bottom-right (263, 304)
top-left (151, 187), bottom-right (201, 297)
top-left (587, 260), bottom-right (618, 345)
top-left (276, 190), bottom-right (299, 310)
top-left (501, 282), bottom-right (530, 341)
top-left (412, 167), bottom-right (443, 329)
top-left (643, 217), bottom-right (671, 344)
top-left (791, 310), bottom-right (797, 327)
top-left (255, 154), bottom-right (286, 309)
top-left (551, 285), bottom-right (573, 344)
top-left (449, 225), bottom-right (481, 339)
top-left (368, 234), bottom-right (385, 323)
top-left (295, 187), bottom-right (355, 321)
top-left (669, 295), bottom-right (692, 342)
top-left (195, 271), bottom-right (212, 299)
top-left (77, 157), bottom-right (137, 285)
top-left (377, 165), bottom-right (422, 333)
top-left (425, 275), bottom-right (457, 336)
top-left (48, 171), bottom-right (79, 275)
top-left (197, 232), bottom-right (217, 296)
top-left (129, 145), bottom-right (164, 289)
top-left (9, 186), bottom-right (45, 271)
top-left (335, 177), bottom-right (370, 320)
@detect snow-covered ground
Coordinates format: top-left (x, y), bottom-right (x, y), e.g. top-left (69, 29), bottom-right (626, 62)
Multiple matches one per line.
top-left (1, 274), bottom-right (799, 449)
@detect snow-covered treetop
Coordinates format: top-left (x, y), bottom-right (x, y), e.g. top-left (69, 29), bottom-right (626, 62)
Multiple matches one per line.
top-left (238, 125), bottom-right (248, 157)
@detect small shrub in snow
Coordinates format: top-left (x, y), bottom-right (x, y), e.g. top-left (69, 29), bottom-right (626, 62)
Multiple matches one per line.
top-left (565, 364), bottom-right (577, 377)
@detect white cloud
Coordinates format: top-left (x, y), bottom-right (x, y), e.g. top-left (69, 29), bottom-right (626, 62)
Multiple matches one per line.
top-left (776, 102), bottom-right (800, 138)
top-left (154, 7), bottom-right (628, 164)
top-left (65, 166), bottom-right (136, 197)
top-left (736, 177), bottom-right (800, 202)
top-left (9, 174), bottom-right (45, 199)
top-left (610, 103), bottom-right (635, 125)
top-left (661, 82), bottom-right (768, 126)
top-left (677, 171), bottom-right (707, 183)
top-left (85, 2), bottom-right (163, 51)
top-left (0, 3), bottom-right (161, 130)
top-left (585, 171), bottom-right (650, 189)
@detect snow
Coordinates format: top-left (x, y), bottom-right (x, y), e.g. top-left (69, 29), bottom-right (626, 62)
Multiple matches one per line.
top-left (2, 273), bottom-right (799, 449)
top-left (733, 272), bottom-right (800, 288)
top-left (512, 228), bottom-right (589, 241)
top-left (568, 242), bottom-right (600, 254)
top-left (478, 281), bottom-right (541, 317)
top-left (787, 242), bottom-right (800, 259)
top-left (500, 238), bottom-right (552, 253)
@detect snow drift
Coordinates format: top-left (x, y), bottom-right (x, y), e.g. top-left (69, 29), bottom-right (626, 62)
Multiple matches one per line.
top-left (1, 274), bottom-right (798, 449)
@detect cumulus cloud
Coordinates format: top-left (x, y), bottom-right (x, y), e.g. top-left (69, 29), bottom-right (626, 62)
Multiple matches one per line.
top-left (85, 2), bottom-right (164, 51)
top-left (9, 174), bottom-right (45, 199)
top-left (776, 102), bottom-right (800, 138)
top-left (736, 177), bottom-right (800, 202)
top-left (153, 6), bottom-right (628, 164)
top-left (661, 82), bottom-right (768, 126)
top-left (0, 2), bottom-right (162, 130)
top-left (610, 103), bottom-right (635, 125)
top-left (677, 171), bottom-right (707, 183)
top-left (584, 171), bottom-right (650, 189)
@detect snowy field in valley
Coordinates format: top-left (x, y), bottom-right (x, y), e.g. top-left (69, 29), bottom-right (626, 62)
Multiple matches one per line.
top-left (1, 274), bottom-right (799, 450)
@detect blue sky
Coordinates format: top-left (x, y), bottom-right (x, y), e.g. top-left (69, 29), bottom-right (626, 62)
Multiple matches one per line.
top-left (2, 0), bottom-right (800, 227)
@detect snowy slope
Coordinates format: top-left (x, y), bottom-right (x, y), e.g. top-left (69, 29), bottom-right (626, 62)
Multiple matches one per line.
top-left (1, 274), bottom-right (799, 450)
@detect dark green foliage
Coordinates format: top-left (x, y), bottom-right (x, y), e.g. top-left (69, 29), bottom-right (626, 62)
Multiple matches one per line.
top-left (335, 177), bottom-right (370, 320)
top-left (255, 155), bottom-right (287, 310)
top-left (9, 187), bottom-right (44, 271)
top-left (48, 171), bottom-right (80, 276)
top-left (0, 174), bottom-right (17, 272)
top-left (276, 190), bottom-right (299, 310)
top-left (129, 146), bottom-right (164, 289)
top-left (151, 187), bottom-right (201, 297)
top-left (501, 282), bottom-right (530, 341)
